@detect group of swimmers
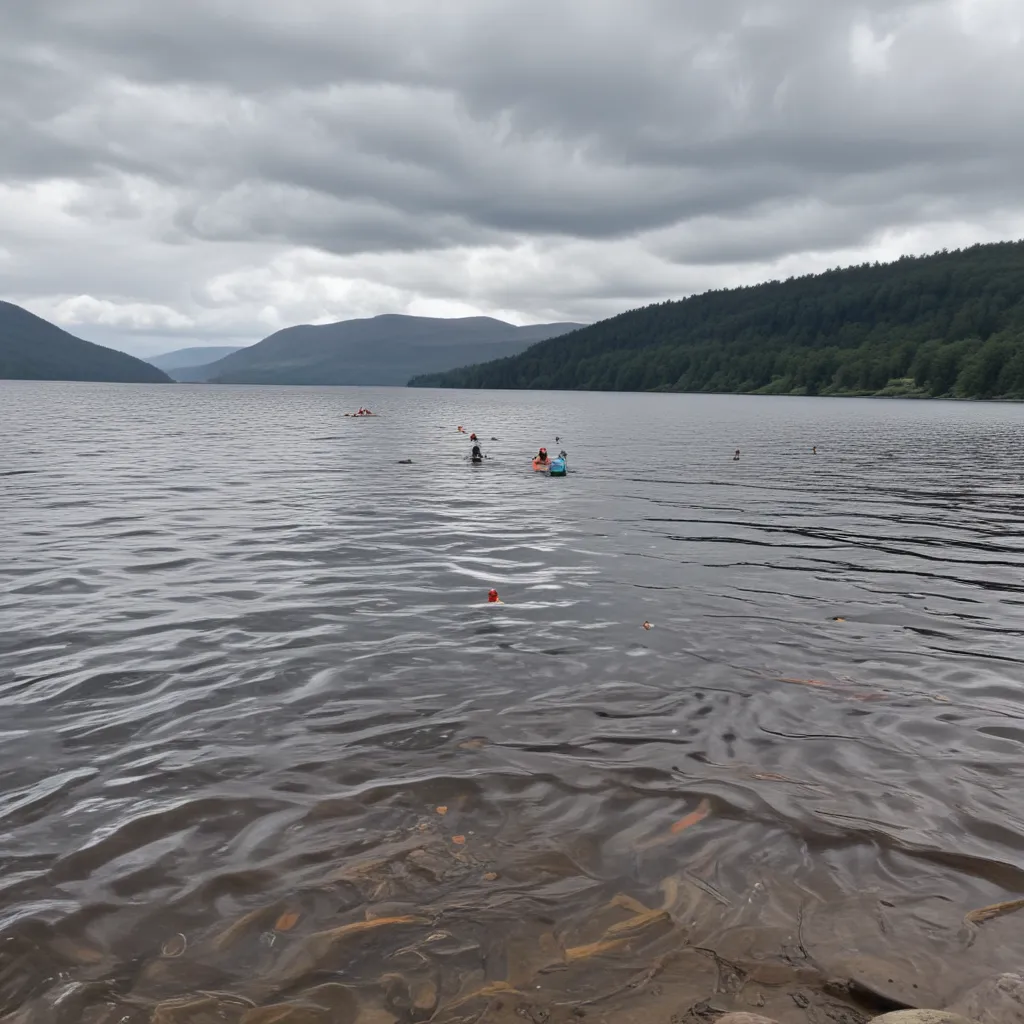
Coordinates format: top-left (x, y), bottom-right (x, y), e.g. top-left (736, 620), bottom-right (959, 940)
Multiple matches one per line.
top-left (462, 428), bottom-right (565, 471)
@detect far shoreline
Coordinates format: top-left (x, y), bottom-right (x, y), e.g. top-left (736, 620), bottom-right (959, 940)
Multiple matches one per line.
top-left (5, 377), bottom-right (1024, 405)
top-left (403, 382), bottom-right (1024, 405)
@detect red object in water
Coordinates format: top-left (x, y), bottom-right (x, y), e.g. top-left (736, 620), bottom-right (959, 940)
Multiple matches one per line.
top-left (487, 589), bottom-right (500, 602)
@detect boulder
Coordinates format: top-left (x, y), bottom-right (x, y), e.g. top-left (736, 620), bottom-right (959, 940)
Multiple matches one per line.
top-left (870, 1011), bottom-right (978, 1024)
top-left (947, 974), bottom-right (1024, 1024)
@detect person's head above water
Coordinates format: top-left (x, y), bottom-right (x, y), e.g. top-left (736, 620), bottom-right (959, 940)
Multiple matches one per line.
top-left (538, 447), bottom-right (548, 457)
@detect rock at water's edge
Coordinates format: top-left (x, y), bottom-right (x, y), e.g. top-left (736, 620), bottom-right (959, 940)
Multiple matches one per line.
top-left (946, 973), bottom-right (1024, 1024)
top-left (870, 1011), bottom-right (979, 1024)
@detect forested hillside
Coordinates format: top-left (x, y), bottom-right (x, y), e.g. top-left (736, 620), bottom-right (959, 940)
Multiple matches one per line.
top-left (409, 241), bottom-right (1024, 399)
top-left (0, 301), bottom-right (172, 384)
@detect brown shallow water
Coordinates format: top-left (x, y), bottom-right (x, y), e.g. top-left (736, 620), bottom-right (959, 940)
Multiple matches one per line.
top-left (2, 381), bottom-right (1024, 1024)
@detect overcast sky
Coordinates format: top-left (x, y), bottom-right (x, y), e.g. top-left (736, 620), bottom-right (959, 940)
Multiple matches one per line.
top-left (3, 0), bottom-right (1023, 357)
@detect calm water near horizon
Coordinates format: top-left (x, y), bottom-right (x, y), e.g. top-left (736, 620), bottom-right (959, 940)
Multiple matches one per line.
top-left (2, 381), bottom-right (1024, 1023)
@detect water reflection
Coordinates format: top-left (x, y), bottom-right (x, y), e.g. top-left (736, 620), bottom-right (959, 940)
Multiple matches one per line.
top-left (2, 382), bottom-right (1024, 1022)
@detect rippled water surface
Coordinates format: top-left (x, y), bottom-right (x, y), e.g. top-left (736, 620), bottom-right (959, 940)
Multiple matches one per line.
top-left (3, 381), bottom-right (1024, 1024)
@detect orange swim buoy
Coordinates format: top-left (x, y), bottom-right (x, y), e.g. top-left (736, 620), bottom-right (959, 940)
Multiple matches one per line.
top-left (487, 589), bottom-right (501, 603)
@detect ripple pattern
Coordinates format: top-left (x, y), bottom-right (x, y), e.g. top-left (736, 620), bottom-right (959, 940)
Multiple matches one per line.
top-left (2, 381), bottom-right (1024, 1021)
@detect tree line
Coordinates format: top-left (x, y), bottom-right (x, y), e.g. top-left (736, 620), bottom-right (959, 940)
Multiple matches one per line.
top-left (408, 241), bottom-right (1024, 400)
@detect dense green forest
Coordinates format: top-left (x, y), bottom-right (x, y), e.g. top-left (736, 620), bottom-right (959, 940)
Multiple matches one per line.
top-left (409, 241), bottom-right (1024, 399)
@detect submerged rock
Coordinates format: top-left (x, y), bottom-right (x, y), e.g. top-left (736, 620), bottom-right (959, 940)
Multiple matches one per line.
top-left (870, 1012), bottom-right (978, 1024)
top-left (240, 1005), bottom-right (330, 1024)
top-left (946, 973), bottom-right (1024, 1024)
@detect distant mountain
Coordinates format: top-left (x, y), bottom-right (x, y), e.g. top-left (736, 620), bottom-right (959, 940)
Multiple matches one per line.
top-left (194, 315), bottom-right (585, 386)
top-left (411, 241), bottom-right (1024, 400)
top-left (0, 301), bottom-right (172, 384)
top-left (171, 362), bottom-right (236, 383)
top-left (148, 346), bottom-right (244, 375)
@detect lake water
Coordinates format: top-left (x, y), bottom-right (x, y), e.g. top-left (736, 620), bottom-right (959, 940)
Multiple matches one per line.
top-left (2, 381), bottom-right (1024, 1024)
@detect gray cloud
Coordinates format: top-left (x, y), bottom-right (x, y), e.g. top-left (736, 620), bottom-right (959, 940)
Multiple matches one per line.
top-left (1, 0), bottom-right (1023, 356)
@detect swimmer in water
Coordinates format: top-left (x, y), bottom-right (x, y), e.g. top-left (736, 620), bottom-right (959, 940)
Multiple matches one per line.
top-left (812, 445), bottom-right (817, 454)
top-left (471, 444), bottom-right (484, 463)
top-left (733, 449), bottom-right (741, 461)
top-left (535, 447), bottom-right (550, 465)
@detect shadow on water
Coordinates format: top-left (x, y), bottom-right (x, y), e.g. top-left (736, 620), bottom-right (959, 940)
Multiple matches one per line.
top-left (2, 383), bottom-right (1024, 1022)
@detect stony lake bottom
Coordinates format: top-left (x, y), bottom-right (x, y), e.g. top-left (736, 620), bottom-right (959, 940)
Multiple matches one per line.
top-left (2, 381), bottom-right (1024, 1024)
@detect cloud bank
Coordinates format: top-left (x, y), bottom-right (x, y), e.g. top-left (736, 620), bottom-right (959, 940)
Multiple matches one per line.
top-left (2, 0), bottom-right (1022, 355)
